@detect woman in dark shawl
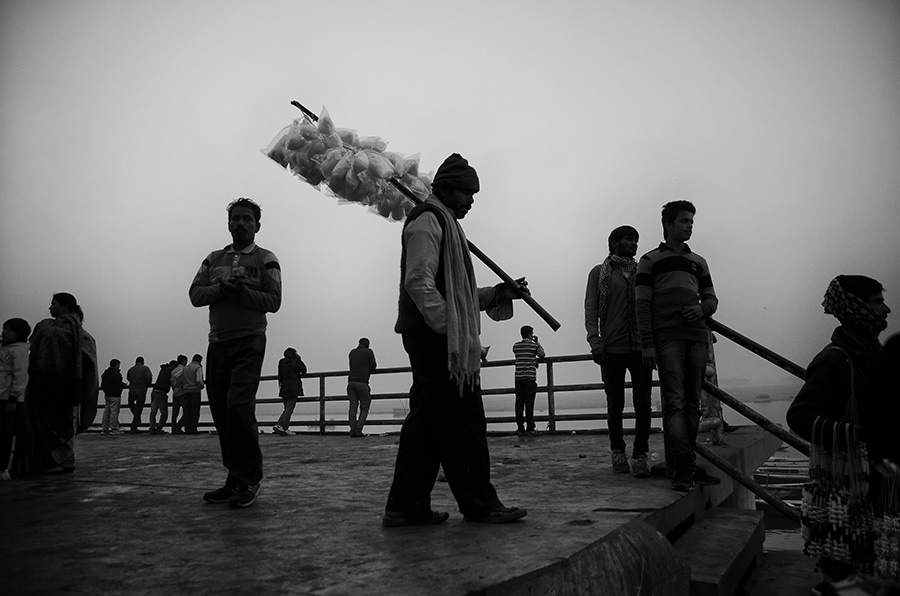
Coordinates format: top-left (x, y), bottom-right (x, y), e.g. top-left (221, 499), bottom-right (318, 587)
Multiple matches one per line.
top-left (13, 292), bottom-right (98, 474)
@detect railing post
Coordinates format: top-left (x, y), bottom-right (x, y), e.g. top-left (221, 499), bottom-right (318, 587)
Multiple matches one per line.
top-left (546, 361), bottom-right (556, 433)
top-left (318, 376), bottom-right (327, 435)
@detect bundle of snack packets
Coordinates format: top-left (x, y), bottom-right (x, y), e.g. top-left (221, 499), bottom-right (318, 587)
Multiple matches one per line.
top-left (264, 107), bottom-right (431, 221)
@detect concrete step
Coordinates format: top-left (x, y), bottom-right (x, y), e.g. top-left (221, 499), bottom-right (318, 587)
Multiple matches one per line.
top-left (672, 507), bottom-right (765, 596)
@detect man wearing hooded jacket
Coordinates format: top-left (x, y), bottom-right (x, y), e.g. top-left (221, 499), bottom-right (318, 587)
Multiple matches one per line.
top-left (383, 153), bottom-right (528, 527)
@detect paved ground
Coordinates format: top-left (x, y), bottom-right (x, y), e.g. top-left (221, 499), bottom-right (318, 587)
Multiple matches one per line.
top-left (0, 427), bottom-right (822, 595)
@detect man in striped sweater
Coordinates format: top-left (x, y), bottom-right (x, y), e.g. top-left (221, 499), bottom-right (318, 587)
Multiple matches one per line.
top-left (636, 201), bottom-right (720, 492)
top-left (512, 325), bottom-right (545, 436)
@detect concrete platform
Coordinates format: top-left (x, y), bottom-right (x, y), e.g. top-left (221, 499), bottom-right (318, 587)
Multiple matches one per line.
top-left (0, 427), bottom-right (798, 595)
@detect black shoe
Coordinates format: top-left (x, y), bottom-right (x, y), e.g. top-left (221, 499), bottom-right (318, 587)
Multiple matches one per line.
top-left (382, 510), bottom-right (450, 527)
top-left (671, 474), bottom-right (695, 492)
top-left (229, 483), bottom-right (260, 508)
top-left (693, 468), bottom-right (721, 485)
top-left (203, 485), bottom-right (236, 504)
top-left (464, 506), bottom-right (527, 524)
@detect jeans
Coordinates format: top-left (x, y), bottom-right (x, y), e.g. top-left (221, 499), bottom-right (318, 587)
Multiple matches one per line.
top-left (514, 379), bottom-right (537, 432)
top-left (277, 395), bottom-right (297, 430)
top-left (206, 334), bottom-right (266, 487)
top-left (600, 351), bottom-right (653, 457)
top-left (127, 390), bottom-right (147, 431)
top-left (149, 390), bottom-right (169, 429)
top-left (347, 382), bottom-right (372, 433)
top-left (102, 395), bottom-right (121, 432)
top-left (656, 339), bottom-right (707, 477)
top-left (386, 330), bottom-right (501, 518)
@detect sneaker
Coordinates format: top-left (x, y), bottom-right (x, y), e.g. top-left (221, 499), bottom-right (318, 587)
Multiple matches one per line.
top-left (382, 509), bottom-right (450, 527)
top-left (281, 428), bottom-right (296, 436)
top-left (631, 455), bottom-right (651, 478)
top-left (526, 429), bottom-right (540, 436)
top-left (203, 485), bottom-right (236, 504)
top-left (611, 450), bottom-right (631, 473)
top-left (671, 474), bottom-right (695, 491)
top-left (229, 483), bottom-right (260, 508)
top-left (516, 429), bottom-right (526, 436)
top-left (693, 468), bottom-right (721, 486)
top-left (272, 425), bottom-right (286, 436)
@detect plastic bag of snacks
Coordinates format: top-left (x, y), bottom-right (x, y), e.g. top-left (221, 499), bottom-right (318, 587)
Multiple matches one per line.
top-left (264, 106), bottom-right (432, 221)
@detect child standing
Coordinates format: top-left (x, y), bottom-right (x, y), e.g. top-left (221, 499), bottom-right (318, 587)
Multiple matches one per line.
top-left (0, 318), bottom-right (31, 480)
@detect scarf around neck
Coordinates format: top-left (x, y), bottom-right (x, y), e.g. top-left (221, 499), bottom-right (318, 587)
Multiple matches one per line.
top-left (425, 196), bottom-right (482, 393)
top-left (596, 253), bottom-right (638, 333)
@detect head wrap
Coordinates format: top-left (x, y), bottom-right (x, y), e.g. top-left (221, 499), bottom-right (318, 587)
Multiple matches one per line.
top-left (822, 276), bottom-right (888, 336)
top-left (432, 153), bottom-right (479, 193)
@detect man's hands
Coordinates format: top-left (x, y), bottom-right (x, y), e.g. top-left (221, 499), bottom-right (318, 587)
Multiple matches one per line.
top-left (496, 277), bottom-right (530, 301)
top-left (591, 348), bottom-right (607, 366)
top-left (641, 347), bottom-right (657, 370)
top-left (220, 277), bottom-right (245, 295)
top-left (682, 304), bottom-right (704, 322)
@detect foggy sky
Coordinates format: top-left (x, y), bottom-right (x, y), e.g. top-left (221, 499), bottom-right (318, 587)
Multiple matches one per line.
top-left (2, 0), bottom-right (898, 392)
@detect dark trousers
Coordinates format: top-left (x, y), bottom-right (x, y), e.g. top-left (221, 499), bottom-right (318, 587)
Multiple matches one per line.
top-left (127, 390), bottom-right (147, 430)
top-left (386, 330), bottom-right (501, 518)
top-left (171, 394), bottom-right (185, 432)
top-left (182, 392), bottom-right (202, 434)
top-left (600, 351), bottom-right (653, 457)
top-left (206, 334), bottom-right (266, 487)
top-left (514, 379), bottom-right (537, 432)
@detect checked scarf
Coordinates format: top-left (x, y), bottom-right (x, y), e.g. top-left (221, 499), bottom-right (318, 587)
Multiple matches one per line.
top-left (596, 254), bottom-right (638, 342)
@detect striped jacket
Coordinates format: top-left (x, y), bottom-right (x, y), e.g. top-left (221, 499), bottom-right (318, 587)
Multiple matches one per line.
top-left (635, 243), bottom-right (717, 348)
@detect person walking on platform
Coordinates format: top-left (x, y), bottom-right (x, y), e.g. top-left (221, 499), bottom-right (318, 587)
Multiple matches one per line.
top-left (384, 153), bottom-right (528, 527)
top-left (125, 357), bottom-right (152, 433)
top-left (512, 326), bottom-right (544, 436)
top-left (190, 197), bottom-right (282, 509)
top-left (584, 225), bottom-right (653, 478)
top-left (274, 348), bottom-right (305, 436)
top-left (636, 201), bottom-right (720, 492)
top-left (347, 338), bottom-right (376, 438)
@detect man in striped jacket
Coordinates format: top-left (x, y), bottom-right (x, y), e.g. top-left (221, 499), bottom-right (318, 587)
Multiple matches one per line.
top-left (636, 201), bottom-right (719, 492)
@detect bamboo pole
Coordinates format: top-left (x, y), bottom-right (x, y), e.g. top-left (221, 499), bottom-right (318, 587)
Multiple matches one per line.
top-left (289, 101), bottom-right (561, 331)
top-left (703, 381), bottom-right (810, 456)
top-left (694, 442), bottom-right (801, 525)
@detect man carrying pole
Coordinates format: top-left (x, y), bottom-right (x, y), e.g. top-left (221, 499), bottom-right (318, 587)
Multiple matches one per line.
top-left (383, 153), bottom-right (528, 527)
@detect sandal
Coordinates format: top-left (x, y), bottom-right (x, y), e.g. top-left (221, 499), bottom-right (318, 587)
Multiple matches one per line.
top-left (464, 506), bottom-right (527, 524)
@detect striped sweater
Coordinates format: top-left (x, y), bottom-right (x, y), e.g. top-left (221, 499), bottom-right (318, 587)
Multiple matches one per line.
top-left (189, 243), bottom-right (282, 343)
top-left (635, 243), bottom-right (717, 348)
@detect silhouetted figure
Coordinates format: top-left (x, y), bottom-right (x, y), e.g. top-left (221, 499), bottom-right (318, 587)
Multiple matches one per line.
top-left (585, 225), bottom-right (653, 478)
top-left (636, 201), bottom-right (720, 491)
top-left (274, 348), bottom-right (306, 436)
top-left (181, 354), bottom-right (205, 434)
top-left (100, 358), bottom-right (128, 434)
top-left (1, 318), bottom-right (31, 480)
top-left (512, 326), bottom-right (544, 436)
top-left (190, 197), bottom-right (281, 509)
top-left (347, 338), bottom-right (376, 437)
top-left (384, 154), bottom-right (528, 527)
top-left (13, 293), bottom-right (98, 475)
top-left (126, 356), bottom-right (152, 433)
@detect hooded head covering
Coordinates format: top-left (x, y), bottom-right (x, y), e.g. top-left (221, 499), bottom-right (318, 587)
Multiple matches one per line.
top-left (822, 275), bottom-right (888, 336)
top-left (431, 153), bottom-right (479, 194)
